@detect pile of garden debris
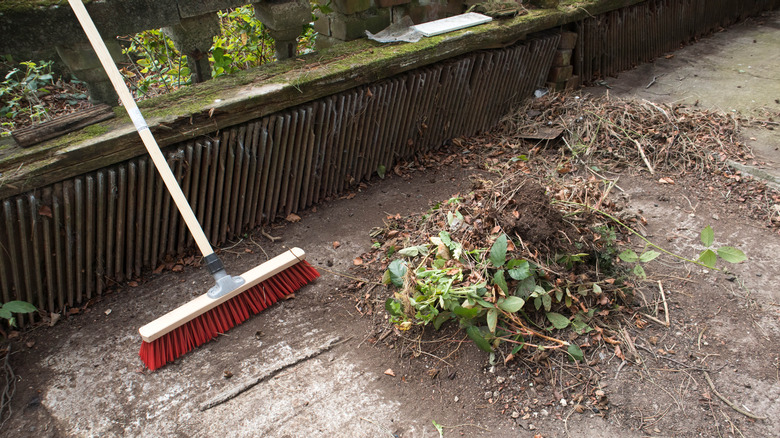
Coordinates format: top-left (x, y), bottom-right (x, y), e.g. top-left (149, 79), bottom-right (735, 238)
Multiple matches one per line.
top-left (346, 91), bottom-right (774, 416)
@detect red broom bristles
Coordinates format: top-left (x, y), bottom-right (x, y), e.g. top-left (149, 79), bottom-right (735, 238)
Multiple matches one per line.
top-left (139, 261), bottom-right (319, 370)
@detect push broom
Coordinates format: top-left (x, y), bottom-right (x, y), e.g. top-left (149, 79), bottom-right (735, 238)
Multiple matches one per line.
top-left (68, 0), bottom-right (319, 370)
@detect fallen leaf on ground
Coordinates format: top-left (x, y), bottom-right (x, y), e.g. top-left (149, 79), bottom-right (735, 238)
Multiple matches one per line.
top-left (333, 241), bottom-right (341, 249)
top-left (384, 368), bottom-right (396, 377)
top-left (658, 177), bottom-right (675, 184)
top-left (286, 213), bottom-right (301, 222)
top-left (353, 257), bottom-right (363, 265)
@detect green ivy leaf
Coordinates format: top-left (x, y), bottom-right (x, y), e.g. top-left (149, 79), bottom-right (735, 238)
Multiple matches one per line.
top-left (717, 246), bottom-right (746, 264)
top-left (516, 276), bottom-right (535, 298)
top-left (567, 344), bottom-right (584, 362)
top-left (487, 308), bottom-right (498, 333)
top-left (433, 311), bottom-right (452, 330)
top-left (541, 292), bottom-right (552, 312)
top-left (546, 312), bottom-right (570, 329)
top-left (498, 296), bottom-right (525, 313)
top-left (2, 300), bottom-right (36, 313)
top-left (639, 250), bottom-right (661, 263)
top-left (387, 260), bottom-right (407, 287)
top-left (507, 259), bottom-right (531, 280)
top-left (489, 234), bottom-right (508, 268)
top-left (385, 298), bottom-right (403, 317)
top-left (467, 326), bottom-right (492, 352)
top-left (698, 249), bottom-right (717, 269)
top-left (493, 270), bottom-right (508, 294)
top-left (571, 317), bottom-right (593, 334)
top-left (618, 249), bottom-right (639, 263)
top-left (397, 245), bottom-right (429, 257)
top-left (453, 305), bottom-right (480, 319)
top-left (700, 225), bottom-right (714, 247)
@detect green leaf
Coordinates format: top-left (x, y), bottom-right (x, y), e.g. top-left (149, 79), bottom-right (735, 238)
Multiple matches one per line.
top-left (453, 305), bottom-right (480, 319)
top-left (516, 276), bottom-right (535, 298)
top-left (489, 234), bottom-right (508, 267)
top-left (467, 326), bottom-right (493, 352)
top-left (571, 318), bottom-right (593, 334)
top-left (487, 308), bottom-right (498, 333)
top-left (387, 260), bottom-right (407, 287)
top-left (633, 264), bottom-right (646, 279)
top-left (397, 245), bottom-right (429, 257)
top-left (592, 283), bottom-right (602, 295)
top-left (385, 298), bottom-right (403, 317)
top-left (507, 259), bottom-right (531, 280)
top-left (439, 230), bottom-right (453, 249)
top-left (377, 164), bottom-right (386, 179)
top-left (618, 249), bottom-right (639, 263)
top-left (493, 270), bottom-right (508, 294)
top-left (546, 312), bottom-right (570, 329)
top-left (498, 296), bottom-right (525, 313)
top-left (510, 342), bottom-right (525, 355)
top-left (639, 250), bottom-right (661, 263)
top-left (432, 420), bottom-right (444, 438)
top-left (567, 344), bottom-right (584, 362)
top-left (698, 249), bottom-right (717, 269)
top-left (541, 292), bottom-right (552, 312)
top-left (0, 308), bottom-right (11, 319)
top-left (433, 311), bottom-right (452, 330)
top-left (700, 225), bottom-right (714, 247)
top-left (2, 300), bottom-right (36, 313)
top-left (717, 246), bottom-right (746, 264)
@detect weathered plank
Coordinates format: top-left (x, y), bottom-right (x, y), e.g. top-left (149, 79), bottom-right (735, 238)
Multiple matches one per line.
top-left (11, 104), bottom-right (115, 148)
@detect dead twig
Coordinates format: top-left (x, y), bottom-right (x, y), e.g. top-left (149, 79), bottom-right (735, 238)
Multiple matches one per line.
top-left (703, 371), bottom-right (767, 421)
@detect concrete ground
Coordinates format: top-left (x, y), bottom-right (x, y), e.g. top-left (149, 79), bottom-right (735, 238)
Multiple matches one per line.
top-left (5, 10), bottom-right (780, 438)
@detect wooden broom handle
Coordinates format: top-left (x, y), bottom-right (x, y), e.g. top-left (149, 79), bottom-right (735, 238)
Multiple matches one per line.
top-left (68, 0), bottom-right (215, 258)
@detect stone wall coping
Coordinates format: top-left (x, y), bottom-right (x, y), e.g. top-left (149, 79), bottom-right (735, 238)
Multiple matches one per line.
top-left (0, 0), bottom-right (646, 199)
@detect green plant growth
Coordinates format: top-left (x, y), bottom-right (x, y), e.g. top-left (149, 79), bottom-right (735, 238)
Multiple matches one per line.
top-left (382, 203), bottom-right (746, 362)
top-left (0, 300), bottom-right (36, 329)
top-left (0, 59), bottom-right (54, 134)
top-left (122, 4), bottom-right (322, 98)
top-left (384, 231), bottom-right (588, 362)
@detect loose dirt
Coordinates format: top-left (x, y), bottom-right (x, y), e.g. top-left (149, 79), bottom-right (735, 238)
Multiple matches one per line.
top-left (2, 11), bottom-right (780, 438)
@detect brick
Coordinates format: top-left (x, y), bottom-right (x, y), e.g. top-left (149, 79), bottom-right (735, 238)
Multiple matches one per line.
top-left (528, 0), bottom-right (560, 8)
top-left (330, 9), bottom-right (391, 41)
top-left (546, 81), bottom-right (565, 92)
top-left (558, 31), bottom-right (578, 50)
top-left (331, 0), bottom-right (372, 14)
top-left (547, 65), bottom-right (573, 83)
top-left (566, 75), bottom-right (581, 90)
top-left (313, 12), bottom-right (331, 36)
top-left (552, 49), bottom-right (572, 67)
top-left (377, 0), bottom-right (412, 7)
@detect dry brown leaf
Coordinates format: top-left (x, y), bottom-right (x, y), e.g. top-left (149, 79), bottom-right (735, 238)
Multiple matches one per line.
top-left (658, 177), bottom-right (675, 184)
top-left (171, 264), bottom-right (184, 272)
top-left (38, 205), bottom-right (52, 218)
top-left (286, 213), bottom-right (301, 222)
top-left (353, 257), bottom-right (363, 266)
top-left (384, 368), bottom-right (396, 377)
top-left (332, 241), bottom-right (341, 249)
